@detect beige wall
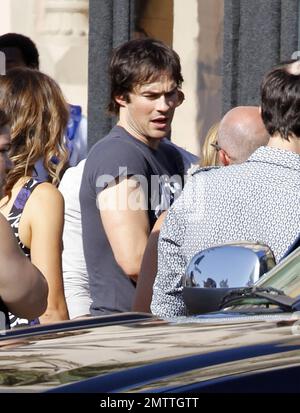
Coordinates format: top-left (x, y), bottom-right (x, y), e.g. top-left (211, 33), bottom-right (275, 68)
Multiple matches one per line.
top-left (0, 0), bottom-right (12, 33)
top-left (172, 0), bottom-right (223, 156)
top-left (0, 0), bottom-right (88, 115)
top-left (137, 0), bottom-right (173, 46)
top-left (197, 0), bottom-right (223, 149)
top-left (0, 0), bottom-right (223, 146)
top-left (172, 0), bottom-right (199, 155)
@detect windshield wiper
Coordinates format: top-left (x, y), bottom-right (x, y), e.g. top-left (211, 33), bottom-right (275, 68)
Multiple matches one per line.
top-left (219, 286), bottom-right (300, 312)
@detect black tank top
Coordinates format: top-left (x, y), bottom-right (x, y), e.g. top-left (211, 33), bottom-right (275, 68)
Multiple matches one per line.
top-left (7, 178), bottom-right (42, 328)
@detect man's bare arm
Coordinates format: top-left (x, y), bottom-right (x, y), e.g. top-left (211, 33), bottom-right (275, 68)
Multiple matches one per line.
top-left (0, 213), bottom-right (48, 319)
top-left (98, 177), bottom-right (150, 281)
top-left (132, 211), bottom-right (167, 312)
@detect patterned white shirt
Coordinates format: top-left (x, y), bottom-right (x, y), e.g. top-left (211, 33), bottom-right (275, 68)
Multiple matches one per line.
top-left (151, 146), bottom-right (300, 318)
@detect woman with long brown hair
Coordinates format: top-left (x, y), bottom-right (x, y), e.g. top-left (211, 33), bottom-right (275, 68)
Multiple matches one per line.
top-left (0, 68), bottom-right (69, 326)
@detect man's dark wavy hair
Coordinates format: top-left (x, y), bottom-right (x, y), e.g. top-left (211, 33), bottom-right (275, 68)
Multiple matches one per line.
top-left (0, 33), bottom-right (39, 69)
top-left (108, 38), bottom-right (183, 114)
top-left (261, 59), bottom-right (300, 140)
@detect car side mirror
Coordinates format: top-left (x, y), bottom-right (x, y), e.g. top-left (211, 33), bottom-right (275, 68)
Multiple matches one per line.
top-left (181, 241), bottom-right (276, 315)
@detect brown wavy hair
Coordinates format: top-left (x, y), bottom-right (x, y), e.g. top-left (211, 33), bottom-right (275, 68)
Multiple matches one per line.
top-left (0, 68), bottom-right (69, 194)
top-left (0, 109), bottom-right (10, 129)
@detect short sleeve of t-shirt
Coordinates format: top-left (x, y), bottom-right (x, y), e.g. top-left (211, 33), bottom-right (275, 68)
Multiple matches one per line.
top-left (84, 128), bottom-right (150, 197)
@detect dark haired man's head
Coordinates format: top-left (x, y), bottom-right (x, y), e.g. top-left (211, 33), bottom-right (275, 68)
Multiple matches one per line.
top-left (111, 38), bottom-right (184, 148)
top-left (108, 38), bottom-right (183, 115)
top-left (0, 33), bottom-right (39, 70)
top-left (261, 59), bottom-right (300, 140)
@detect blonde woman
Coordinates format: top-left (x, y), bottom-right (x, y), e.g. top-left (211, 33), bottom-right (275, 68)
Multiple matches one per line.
top-left (200, 122), bottom-right (220, 167)
top-left (0, 68), bottom-right (69, 326)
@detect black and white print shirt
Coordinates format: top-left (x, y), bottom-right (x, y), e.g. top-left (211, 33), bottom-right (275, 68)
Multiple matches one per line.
top-left (151, 146), bottom-right (300, 318)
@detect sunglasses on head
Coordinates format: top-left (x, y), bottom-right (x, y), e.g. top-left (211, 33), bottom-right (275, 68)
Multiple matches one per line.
top-left (210, 142), bottom-right (222, 151)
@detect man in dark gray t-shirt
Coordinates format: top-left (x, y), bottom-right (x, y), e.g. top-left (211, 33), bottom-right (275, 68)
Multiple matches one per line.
top-left (80, 38), bottom-right (185, 315)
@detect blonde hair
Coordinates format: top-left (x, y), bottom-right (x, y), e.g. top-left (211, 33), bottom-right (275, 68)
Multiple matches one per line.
top-left (200, 122), bottom-right (220, 167)
top-left (0, 68), bottom-right (69, 194)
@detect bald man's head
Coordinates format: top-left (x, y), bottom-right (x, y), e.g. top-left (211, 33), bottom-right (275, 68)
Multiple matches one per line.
top-left (218, 106), bottom-right (269, 165)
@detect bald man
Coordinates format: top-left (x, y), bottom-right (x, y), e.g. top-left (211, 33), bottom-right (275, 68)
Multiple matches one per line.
top-left (217, 106), bottom-right (269, 166)
top-left (133, 105), bottom-right (269, 312)
top-left (152, 61), bottom-right (300, 318)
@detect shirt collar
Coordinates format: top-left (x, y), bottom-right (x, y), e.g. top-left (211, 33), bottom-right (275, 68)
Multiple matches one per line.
top-left (247, 146), bottom-right (300, 171)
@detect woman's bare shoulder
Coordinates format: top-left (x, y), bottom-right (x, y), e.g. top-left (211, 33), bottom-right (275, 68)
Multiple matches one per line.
top-left (31, 182), bottom-right (64, 204)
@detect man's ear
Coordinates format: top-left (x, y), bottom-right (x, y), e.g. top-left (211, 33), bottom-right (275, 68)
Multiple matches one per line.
top-left (177, 90), bottom-right (185, 107)
top-left (218, 149), bottom-right (231, 166)
top-left (115, 95), bottom-right (127, 108)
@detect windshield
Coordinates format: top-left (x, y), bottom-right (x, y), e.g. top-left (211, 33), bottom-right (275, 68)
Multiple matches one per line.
top-left (255, 248), bottom-right (300, 298)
